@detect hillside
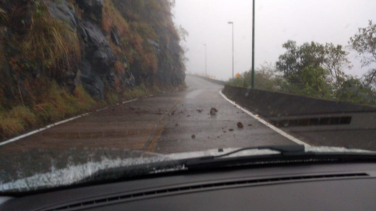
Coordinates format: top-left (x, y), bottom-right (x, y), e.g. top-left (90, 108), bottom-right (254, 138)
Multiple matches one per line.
top-left (0, 0), bottom-right (186, 139)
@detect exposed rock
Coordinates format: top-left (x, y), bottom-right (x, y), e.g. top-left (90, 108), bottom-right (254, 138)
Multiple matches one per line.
top-left (75, 19), bottom-right (118, 98)
top-left (78, 20), bottom-right (117, 74)
top-left (111, 26), bottom-right (121, 46)
top-left (124, 71), bottom-right (136, 87)
top-left (0, 0), bottom-right (34, 35)
top-left (0, 0), bottom-right (186, 103)
top-left (46, 0), bottom-right (77, 29)
top-left (237, 122), bottom-right (244, 128)
top-left (80, 60), bottom-right (104, 99)
top-left (210, 108), bottom-right (218, 115)
top-left (76, 0), bottom-right (104, 22)
top-left (148, 39), bottom-right (160, 52)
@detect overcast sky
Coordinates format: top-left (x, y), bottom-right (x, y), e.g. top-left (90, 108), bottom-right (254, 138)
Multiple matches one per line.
top-left (172, 0), bottom-right (376, 81)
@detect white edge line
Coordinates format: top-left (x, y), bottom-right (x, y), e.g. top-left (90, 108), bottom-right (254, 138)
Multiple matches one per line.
top-left (96, 107), bottom-right (109, 112)
top-left (219, 90), bottom-right (310, 147)
top-left (0, 98), bottom-right (140, 147)
top-left (0, 113), bottom-right (88, 147)
top-left (122, 99), bottom-right (138, 104)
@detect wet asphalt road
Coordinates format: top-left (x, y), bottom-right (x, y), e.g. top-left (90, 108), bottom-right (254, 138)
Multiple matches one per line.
top-left (150, 75), bottom-right (293, 153)
top-left (0, 75), bottom-right (295, 155)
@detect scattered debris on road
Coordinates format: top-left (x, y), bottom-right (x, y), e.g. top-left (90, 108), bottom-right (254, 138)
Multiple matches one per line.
top-left (175, 123), bottom-right (179, 127)
top-left (248, 124), bottom-right (252, 127)
top-left (237, 122), bottom-right (244, 128)
top-left (229, 129), bottom-right (234, 132)
top-left (187, 115), bottom-right (191, 117)
top-left (197, 109), bottom-right (203, 113)
top-left (210, 107), bottom-right (218, 115)
top-left (191, 134), bottom-right (196, 139)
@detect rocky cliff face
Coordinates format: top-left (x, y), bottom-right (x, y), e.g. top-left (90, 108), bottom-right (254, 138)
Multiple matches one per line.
top-left (0, 0), bottom-right (185, 102)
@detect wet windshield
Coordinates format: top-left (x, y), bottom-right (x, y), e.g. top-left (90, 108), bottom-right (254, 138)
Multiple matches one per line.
top-left (1, 0), bottom-right (376, 193)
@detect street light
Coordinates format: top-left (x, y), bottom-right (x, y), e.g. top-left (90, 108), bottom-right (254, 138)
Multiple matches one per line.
top-left (228, 21), bottom-right (234, 78)
top-left (204, 44), bottom-right (207, 76)
top-left (251, 0), bottom-right (256, 89)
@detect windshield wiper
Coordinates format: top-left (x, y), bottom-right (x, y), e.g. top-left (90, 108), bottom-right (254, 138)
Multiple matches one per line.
top-left (184, 145), bottom-right (376, 169)
top-left (213, 145), bottom-right (305, 158)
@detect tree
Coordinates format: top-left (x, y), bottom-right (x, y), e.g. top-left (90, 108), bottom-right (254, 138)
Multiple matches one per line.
top-left (176, 24), bottom-right (189, 70)
top-left (276, 40), bottom-right (326, 87)
top-left (277, 40), bottom-right (351, 91)
top-left (176, 25), bottom-right (189, 42)
top-left (349, 20), bottom-right (376, 88)
top-left (323, 43), bottom-right (352, 82)
top-left (336, 78), bottom-right (375, 105)
top-left (299, 65), bottom-right (332, 98)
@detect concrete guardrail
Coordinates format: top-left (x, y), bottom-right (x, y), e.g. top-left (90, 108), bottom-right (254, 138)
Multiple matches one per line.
top-left (222, 84), bottom-right (376, 130)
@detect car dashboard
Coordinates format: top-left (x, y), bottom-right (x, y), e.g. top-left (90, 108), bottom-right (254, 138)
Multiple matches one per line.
top-left (1, 163), bottom-right (376, 211)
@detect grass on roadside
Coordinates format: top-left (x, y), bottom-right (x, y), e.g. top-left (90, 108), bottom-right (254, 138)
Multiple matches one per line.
top-left (0, 111), bottom-right (25, 138)
top-left (0, 80), bottom-right (185, 140)
top-left (123, 83), bottom-right (152, 99)
top-left (0, 84), bottom-right (96, 140)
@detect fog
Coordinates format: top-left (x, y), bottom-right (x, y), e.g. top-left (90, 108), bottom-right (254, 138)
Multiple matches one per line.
top-left (172, 0), bottom-right (376, 81)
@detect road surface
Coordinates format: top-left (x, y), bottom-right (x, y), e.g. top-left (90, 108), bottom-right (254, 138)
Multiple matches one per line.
top-left (0, 75), bottom-right (295, 155)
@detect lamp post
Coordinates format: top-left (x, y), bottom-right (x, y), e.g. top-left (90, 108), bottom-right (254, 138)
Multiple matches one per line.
top-left (228, 21), bottom-right (234, 78)
top-left (251, 0), bottom-right (256, 89)
top-left (204, 44), bottom-right (207, 76)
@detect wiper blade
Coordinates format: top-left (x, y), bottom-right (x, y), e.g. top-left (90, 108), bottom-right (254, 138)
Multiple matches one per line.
top-left (184, 145), bottom-right (376, 169)
top-left (194, 145), bottom-right (306, 161)
top-left (215, 145), bottom-right (305, 158)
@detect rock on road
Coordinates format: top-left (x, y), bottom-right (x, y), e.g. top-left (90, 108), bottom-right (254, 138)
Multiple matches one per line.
top-left (0, 75), bottom-right (295, 155)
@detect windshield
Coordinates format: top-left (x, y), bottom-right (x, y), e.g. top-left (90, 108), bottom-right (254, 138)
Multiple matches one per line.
top-left (1, 0), bottom-right (376, 194)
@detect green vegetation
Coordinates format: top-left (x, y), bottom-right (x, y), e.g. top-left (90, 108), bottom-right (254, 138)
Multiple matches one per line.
top-left (349, 20), bottom-right (376, 88)
top-left (229, 21), bottom-right (376, 106)
top-left (8, 106), bottom-right (37, 127)
top-left (7, 1), bottom-right (80, 80)
top-left (0, 80), bottom-right (174, 140)
top-left (0, 114), bottom-right (25, 138)
top-left (0, 0), bottom-right (186, 140)
top-left (0, 82), bottom-right (96, 139)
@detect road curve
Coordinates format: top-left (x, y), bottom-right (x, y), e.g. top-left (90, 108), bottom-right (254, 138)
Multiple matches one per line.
top-left (152, 75), bottom-right (294, 153)
top-left (0, 75), bottom-right (296, 154)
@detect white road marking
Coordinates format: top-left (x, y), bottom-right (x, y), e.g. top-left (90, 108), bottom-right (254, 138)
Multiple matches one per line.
top-left (0, 113), bottom-right (89, 147)
top-left (219, 90), bottom-right (310, 146)
top-left (0, 99), bottom-right (140, 147)
top-left (122, 99), bottom-right (138, 104)
top-left (96, 107), bottom-right (109, 112)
